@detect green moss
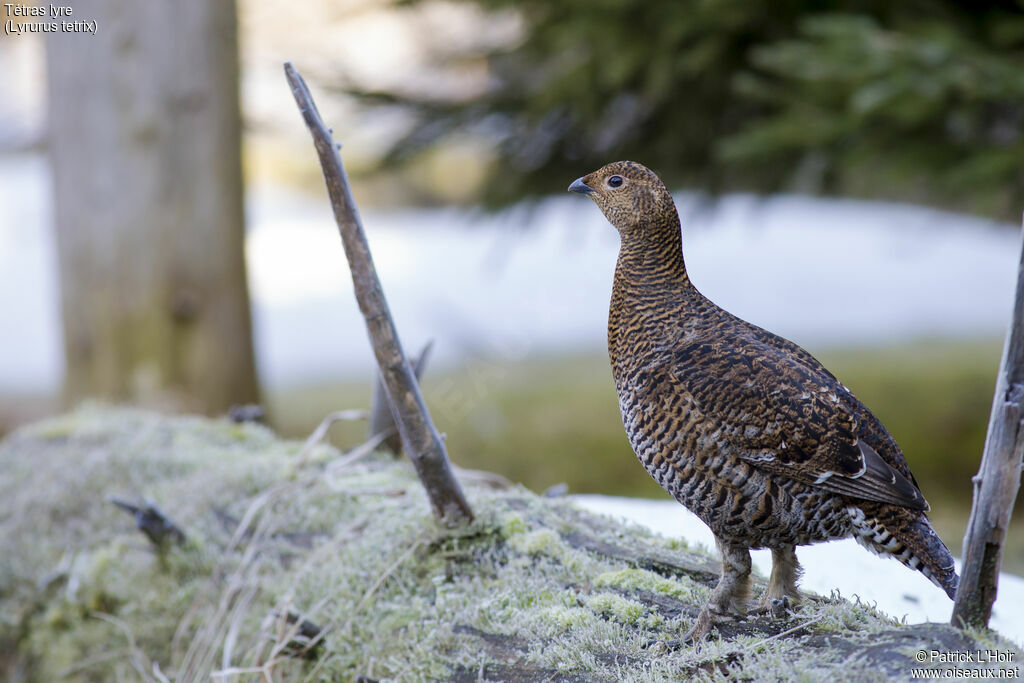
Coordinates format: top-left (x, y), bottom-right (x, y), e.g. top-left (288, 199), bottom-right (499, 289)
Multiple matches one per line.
top-left (498, 512), bottom-right (528, 539)
top-left (532, 605), bottom-right (597, 636)
top-left (595, 567), bottom-right (697, 601)
top-left (587, 592), bottom-right (645, 625)
top-left (29, 414), bottom-right (80, 440)
top-left (800, 593), bottom-right (900, 635)
top-left (662, 536), bottom-right (691, 552)
top-left (508, 528), bottom-right (563, 556)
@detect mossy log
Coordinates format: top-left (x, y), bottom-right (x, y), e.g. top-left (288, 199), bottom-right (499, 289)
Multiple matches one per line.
top-left (0, 407), bottom-right (1020, 681)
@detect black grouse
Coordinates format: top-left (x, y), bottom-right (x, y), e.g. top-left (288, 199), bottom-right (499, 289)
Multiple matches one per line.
top-left (569, 160), bottom-right (959, 642)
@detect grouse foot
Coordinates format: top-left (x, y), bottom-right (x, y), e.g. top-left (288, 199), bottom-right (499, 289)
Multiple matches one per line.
top-left (752, 595), bottom-right (793, 620)
top-left (682, 608), bottom-right (713, 644)
top-left (684, 539), bottom-right (753, 643)
top-left (682, 604), bottom-right (737, 643)
top-left (642, 638), bottom-right (682, 652)
top-left (753, 545), bottom-right (801, 619)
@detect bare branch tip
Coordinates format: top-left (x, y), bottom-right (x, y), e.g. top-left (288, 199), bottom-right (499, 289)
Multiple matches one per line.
top-left (283, 61), bottom-right (298, 87)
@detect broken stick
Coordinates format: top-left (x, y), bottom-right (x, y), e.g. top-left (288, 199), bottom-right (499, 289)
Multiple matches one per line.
top-left (109, 497), bottom-right (186, 549)
top-left (952, 216), bottom-right (1024, 629)
top-left (369, 341), bottom-right (433, 456)
top-left (284, 62), bottom-right (473, 525)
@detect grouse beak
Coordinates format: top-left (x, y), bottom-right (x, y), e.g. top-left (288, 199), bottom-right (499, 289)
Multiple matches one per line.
top-left (568, 177), bottom-right (594, 195)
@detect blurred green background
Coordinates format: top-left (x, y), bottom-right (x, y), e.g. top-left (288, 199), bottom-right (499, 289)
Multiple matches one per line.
top-left (347, 0), bottom-right (1024, 218)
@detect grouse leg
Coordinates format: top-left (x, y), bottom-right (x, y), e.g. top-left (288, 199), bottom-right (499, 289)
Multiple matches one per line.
top-left (685, 538), bottom-right (751, 643)
top-left (755, 544), bottom-right (802, 618)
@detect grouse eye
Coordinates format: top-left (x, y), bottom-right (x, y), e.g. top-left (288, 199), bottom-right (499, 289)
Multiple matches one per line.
top-left (607, 175), bottom-right (624, 188)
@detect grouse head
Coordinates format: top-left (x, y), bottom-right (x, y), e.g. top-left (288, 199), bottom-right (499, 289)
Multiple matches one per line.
top-left (568, 161), bottom-right (677, 234)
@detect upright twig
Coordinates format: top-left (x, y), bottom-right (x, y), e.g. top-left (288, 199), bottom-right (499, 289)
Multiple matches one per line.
top-left (283, 62), bottom-right (473, 525)
top-left (952, 217), bottom-right (1024, 629)
top-left (291, 408), bottom-right (367, 473)
top-left (369, 341), bottom-right (433, 455)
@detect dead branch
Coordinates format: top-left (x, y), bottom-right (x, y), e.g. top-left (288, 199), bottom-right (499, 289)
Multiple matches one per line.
top-left (283, 62), bottom-right (473, 525)
top-left (952, 217), bottom-right (1024, 629)
top-left (368, 340), bottom-right (433, 456)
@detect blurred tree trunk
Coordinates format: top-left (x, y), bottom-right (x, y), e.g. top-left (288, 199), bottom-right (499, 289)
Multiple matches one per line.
top-left (45, 0), bottom-right (258, 414)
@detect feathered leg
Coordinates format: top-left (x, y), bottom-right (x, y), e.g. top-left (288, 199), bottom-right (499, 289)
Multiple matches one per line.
top-left (756, 544), bottom-right (802, 617)
top-left (685, 537), bottom-right (751, 642)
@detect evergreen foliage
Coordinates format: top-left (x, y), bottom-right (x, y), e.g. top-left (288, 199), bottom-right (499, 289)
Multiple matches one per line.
top-left (355, 1), bottom-right (1024, 216)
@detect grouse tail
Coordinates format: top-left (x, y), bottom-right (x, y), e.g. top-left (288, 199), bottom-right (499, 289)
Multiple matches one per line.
top-left (848, 505), bottom-right (959, 599)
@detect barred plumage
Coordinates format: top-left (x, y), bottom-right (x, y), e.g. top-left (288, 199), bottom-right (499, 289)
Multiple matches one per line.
top-left (569, 161), bottom-right (959, 642)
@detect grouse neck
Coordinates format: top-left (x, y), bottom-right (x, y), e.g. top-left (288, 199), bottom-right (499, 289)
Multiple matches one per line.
top-left (614, 217), bottom-right (690, 292)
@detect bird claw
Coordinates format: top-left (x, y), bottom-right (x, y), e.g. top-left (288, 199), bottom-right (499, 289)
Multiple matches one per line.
top-left (682, 606), bottom-right (719, 644)
top-left (681, 628), bottom-right (704, 646)
top-left (642, 638), bottom-right (681, 652)
top-left (769, 596), bottom-right (791, 619)
top-left (753, 595), bottom-right (793, 619)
